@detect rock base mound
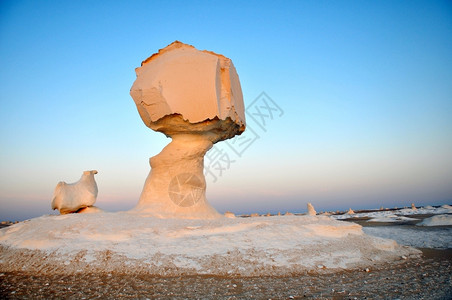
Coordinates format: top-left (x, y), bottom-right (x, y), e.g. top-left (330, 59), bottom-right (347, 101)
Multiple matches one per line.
top-left (0, 213), bottom-right (420, 276)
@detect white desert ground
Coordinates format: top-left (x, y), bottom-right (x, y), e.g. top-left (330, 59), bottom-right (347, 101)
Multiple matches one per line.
top-left (0, 211), bottom-right (419, 276)
top-left (1, 205), bottom-right (451, 299)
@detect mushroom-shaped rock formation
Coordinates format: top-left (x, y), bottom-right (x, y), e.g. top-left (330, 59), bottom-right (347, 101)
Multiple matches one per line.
top-left (130, 41), bottom-right (245, 219)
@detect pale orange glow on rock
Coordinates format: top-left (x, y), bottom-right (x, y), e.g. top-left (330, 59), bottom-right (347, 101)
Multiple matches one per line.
top-left (130, 41), bottom-right (246, 219)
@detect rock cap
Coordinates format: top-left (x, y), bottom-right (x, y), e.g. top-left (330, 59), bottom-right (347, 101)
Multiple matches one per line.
top-left (130, 41), bottom-right (245, 143)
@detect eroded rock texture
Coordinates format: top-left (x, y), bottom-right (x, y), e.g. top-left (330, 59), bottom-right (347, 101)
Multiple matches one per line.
top-left (130, 41), bottom-right (245, 219)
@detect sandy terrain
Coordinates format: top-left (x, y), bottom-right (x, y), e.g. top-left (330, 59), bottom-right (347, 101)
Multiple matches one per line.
top-left (1, 249), bottom-right (450, 299)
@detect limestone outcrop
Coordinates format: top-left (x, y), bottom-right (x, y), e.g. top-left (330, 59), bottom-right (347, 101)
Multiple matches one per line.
top-left (51, 170), bottom-right (98, 214)
top-left (130, 41), bottom-right (246, 219)
top-left (307, 203), bottom-right (317, 216)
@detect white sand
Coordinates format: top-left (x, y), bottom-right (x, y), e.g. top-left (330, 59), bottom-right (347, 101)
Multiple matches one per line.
top-left (417, 214), bottom-right (452, 226)
top-left (332, 205), bottom-right (452, 222)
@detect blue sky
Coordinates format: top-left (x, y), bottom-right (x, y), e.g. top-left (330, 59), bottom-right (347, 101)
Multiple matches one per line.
top-left (1, 0), bottom-right (451, 220)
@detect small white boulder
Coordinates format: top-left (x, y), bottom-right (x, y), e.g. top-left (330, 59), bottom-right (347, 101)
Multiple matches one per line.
top-left (224, 211), bottom-right (236, 218)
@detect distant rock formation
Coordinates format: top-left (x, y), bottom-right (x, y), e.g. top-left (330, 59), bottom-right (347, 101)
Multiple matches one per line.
top-left (411, 203), bottom-right (417, 210)
top-left (130, 41), bottom-right (246, 219)
top-left (347, 208), bottom-right (355, 215)
top-left (224, 211), bottom-right (236, 218)
top-left (51, 170), bottom-right (98, 214)
top-left (307, 203), bottom-right (317, 216)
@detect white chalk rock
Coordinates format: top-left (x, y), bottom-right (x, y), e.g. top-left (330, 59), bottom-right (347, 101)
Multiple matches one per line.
top-left (347, 208), bottom-right (355, 215)
top-left (224, 211), bottom-right (236, 218)
top-left (77, 206), bottom-right (103, 214)
top-left (51, 170), bottom-right (98, 214)
top-left (411, 203), bottom-right (417, 210)
top-left (307, 202), bottom-right (317, 216)
top-left (130, 42), bottom-right (246, 219)
top-left (130, 41), bottom-right (245, 142)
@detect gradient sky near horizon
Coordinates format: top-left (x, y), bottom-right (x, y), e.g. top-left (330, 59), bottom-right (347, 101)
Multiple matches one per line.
top-left (1, 0), bottom-right (451, 221)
